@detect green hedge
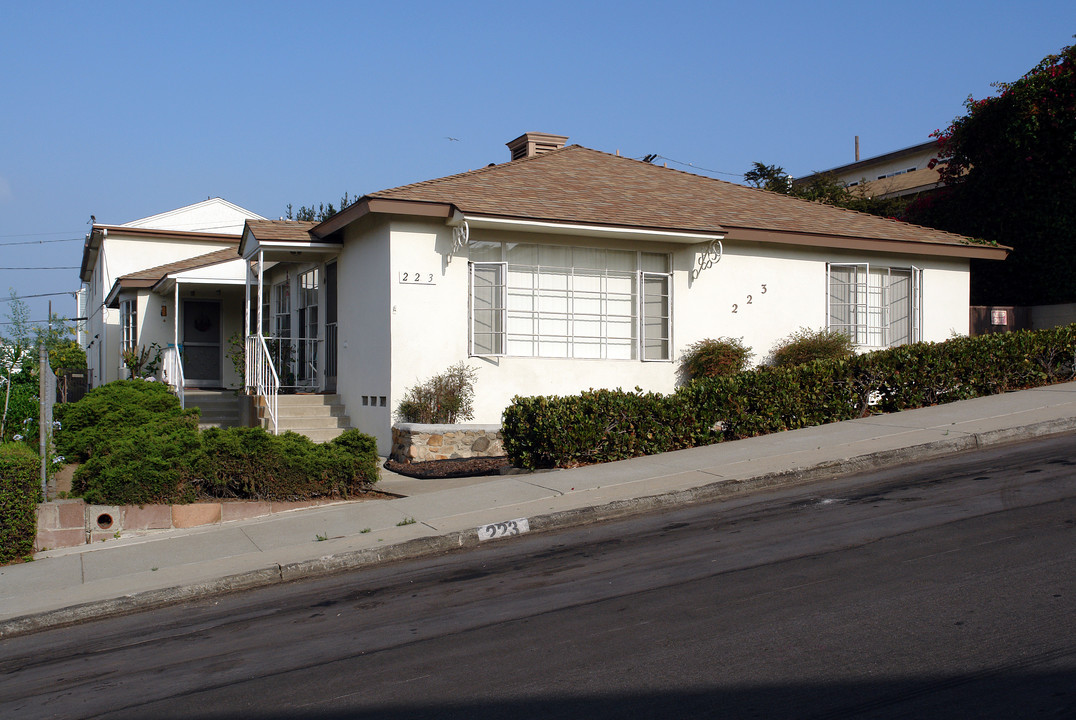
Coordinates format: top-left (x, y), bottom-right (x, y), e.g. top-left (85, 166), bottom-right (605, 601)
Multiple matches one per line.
top-left (73, 414), bottom-right (204, 505)
top-left (55, 379), bottom-right (194, 462)
top-left (72, 424), bottom-right (380, 506)
top-left (59, 380), bottom-right (381, 505)
top-left (198, 427), bottom-right (378, 501)
top-left (1, 444), bottom-right (40, 564)
top-left (503, 325), bottom-right (1076, 469)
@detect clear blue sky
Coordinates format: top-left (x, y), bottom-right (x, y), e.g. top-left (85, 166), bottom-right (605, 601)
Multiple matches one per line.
top-left (1, 0), bottom-right (1072, 325)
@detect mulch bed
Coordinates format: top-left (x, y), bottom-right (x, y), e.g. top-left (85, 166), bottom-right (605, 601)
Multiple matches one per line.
top-left (384, 456), bottom-right (513, 479)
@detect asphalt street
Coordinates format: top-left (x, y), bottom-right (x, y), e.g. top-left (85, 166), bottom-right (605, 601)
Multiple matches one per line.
top-left (2, 433), bottom-right (1074, 719)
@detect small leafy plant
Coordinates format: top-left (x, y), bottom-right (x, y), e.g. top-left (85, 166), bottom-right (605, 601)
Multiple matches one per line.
top-left (121, 343), bottom-right (163, 378)
top-left (769, 328), bottom-right (855, 367)
top-left (679, 337), bottom-right (753, 382)
top-left (396, 362), bottom-right (477, 424)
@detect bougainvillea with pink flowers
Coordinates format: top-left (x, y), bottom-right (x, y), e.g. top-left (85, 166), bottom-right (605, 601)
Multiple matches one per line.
top-left (905, 39), bottom-right (1076, 305)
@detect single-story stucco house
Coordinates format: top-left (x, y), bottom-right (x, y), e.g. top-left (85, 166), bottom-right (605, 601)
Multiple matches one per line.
top-left (81, 132), bottom-right (1009, 454)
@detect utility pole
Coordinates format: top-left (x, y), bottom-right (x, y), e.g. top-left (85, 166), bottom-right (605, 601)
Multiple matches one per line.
top-left (39, 344), bottom-right (47, 498)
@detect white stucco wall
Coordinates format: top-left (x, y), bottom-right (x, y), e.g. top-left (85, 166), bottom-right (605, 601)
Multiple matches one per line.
top-left (369, 221), bottom-right (972, 455)
top-left (82, 234), bottom-right (239, 386)
top-left (335, 220), bottom-right (393, 449)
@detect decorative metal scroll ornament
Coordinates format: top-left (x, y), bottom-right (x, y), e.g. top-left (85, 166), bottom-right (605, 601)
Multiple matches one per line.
top-left (452, 220), bottom-right (470, 255)
top-left (691, 239), bottom-right (723, 281)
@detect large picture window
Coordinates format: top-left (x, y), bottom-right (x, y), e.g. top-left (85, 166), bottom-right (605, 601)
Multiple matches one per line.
top-left (469, 242), bottom-right (672, 361)
top-left (827, 263), bottom-right (921, 348)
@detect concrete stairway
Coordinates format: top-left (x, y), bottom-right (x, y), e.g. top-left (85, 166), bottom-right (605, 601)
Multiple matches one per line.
top-left (257, 394), bottom-right (351, 443)
top-left (185, 389), bottom-right (242, 430)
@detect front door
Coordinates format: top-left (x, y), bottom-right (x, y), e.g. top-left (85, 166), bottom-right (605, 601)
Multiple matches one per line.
top-left (182, 300), bottom-right (222, 388)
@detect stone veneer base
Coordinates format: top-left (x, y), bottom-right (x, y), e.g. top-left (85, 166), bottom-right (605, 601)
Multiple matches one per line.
top-left (390, 423), bottom-right (504, 464)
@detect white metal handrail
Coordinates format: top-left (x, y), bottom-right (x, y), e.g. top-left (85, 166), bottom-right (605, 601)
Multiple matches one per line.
top-left (246, 335), bottom-right (279, 434)
top-left (160, 346), bottom-right (186, 410)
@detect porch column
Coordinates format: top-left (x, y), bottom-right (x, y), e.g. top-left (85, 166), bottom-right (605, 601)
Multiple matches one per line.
top-left (256, 250), bottom-right (264, 337)
top-left (244, 258), bottom-right (251, 340)
top-left (173, 283), bottom-right (179, 351)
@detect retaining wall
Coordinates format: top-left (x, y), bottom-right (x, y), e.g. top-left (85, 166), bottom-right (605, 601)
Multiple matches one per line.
top-left (35, 498), bottom-right (352, 552)
top-left (390, 423), bottom-right (504, 463)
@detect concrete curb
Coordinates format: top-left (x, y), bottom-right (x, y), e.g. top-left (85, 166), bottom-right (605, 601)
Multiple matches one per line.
top-left (3, 416), bottom-right (1074, 639)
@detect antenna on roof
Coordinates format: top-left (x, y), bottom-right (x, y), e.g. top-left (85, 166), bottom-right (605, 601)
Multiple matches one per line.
top-left (642, 154), bottom-right (658, 164)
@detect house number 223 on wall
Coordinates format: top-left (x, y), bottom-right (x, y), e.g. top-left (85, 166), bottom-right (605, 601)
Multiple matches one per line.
top-left (398, 271), bottom-right (435, 284)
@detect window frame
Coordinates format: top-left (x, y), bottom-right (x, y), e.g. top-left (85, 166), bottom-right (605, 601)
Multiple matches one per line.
top-left (468, 243), bottom-right (672, 361)
top-left (119, 299), bottom-right (137, 352)
top-left (826, 262), bottom-right (922, 348)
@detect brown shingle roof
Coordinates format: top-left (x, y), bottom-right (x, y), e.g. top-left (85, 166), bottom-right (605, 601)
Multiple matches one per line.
top-left (120, 248), bottom-right (241, 281)
top-left (369, 145), bottom-right (996, 253)
top-left (245, 219), bottom-right (319, 242)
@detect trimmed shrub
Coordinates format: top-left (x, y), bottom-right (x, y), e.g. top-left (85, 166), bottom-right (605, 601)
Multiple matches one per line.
top-left (73, 414), bottom-right (203, 505)
top-left (503, 388), bottom-right (691, 469)
top-left (396, 363), bottom-right (477, 424)
top-left (770, 327), bottom-right (855, 367)
top-left (0, 443), bottom-right (40, 564)
top-left (503, 324), bottom-right (1076, 469)
top-left (679, 337), bottom-right (753, 382)
top-left (197, 427), bottom-right (378, 501)
top-left (55, 379), bottom-right (197, 462)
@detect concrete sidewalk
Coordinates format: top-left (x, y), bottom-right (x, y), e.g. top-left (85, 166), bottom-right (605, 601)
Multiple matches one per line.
top-left (3, 382), bottom-right (1075, 637)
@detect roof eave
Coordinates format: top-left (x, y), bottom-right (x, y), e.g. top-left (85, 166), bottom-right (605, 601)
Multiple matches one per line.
top-left (311, 197), bottom-right (455, 239)
top-left (725, 226), bottom-right (1010, 260)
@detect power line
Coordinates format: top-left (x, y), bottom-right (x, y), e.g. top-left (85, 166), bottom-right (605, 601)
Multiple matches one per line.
top-left (652, 155), bottom-right (744, 178)
top-left (0, 237), bottom-right (83, 247)
top-left (0, 230), bottom-right (79, 238)
top-left (0, 319), bottom-right (73, 326)
top-left (0, 266), bottom-right (79, 270)
top-left (1, 291), bottom-right (80, 302)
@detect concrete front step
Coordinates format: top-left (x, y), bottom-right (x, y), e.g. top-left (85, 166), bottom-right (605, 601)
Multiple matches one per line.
top-left (274, 415), bottom-right (351, 430)
top-left (293, 427), bottom-right (350, 442)
top-left (185, 390), bottom-right (242, 430)
top-left (253, 393), bottom-right (352, 442)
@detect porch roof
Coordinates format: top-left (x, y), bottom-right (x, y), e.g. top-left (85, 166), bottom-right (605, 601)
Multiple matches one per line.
top-left (239, 220), bottom-right (335, 260)
top-left (104, 248), bottom-right (243, 307)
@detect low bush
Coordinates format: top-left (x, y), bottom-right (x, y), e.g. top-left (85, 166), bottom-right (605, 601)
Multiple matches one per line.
top-left (55, 379), bottom-right (197, 462)
top-left (679, 337), bottom-right (753, 382)
top-left (503, 325), bottom-right (1076, 469)
top-left (62, 379), bottom-right (381, 505)
top-left (503, 388), bottom-right (691, 469)
top-left (198, 427), bottom-right (378, 500)
top-left (1, 443), bottom-right (41, 564)
top-left (396, 362), bottom-right (477, 424)
top-left (73, 414), bottom-right (203, 505)
top-left (769, 327), bottom-right (855, 367)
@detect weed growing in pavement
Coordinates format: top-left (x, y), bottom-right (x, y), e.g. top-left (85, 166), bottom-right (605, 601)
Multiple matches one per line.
top-left (396, 517), bottom-right (416, 526)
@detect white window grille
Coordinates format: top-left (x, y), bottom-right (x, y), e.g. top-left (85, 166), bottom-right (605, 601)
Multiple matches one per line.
top-left (119, 300), bottom-right (137, 351)
top-left (272, 279), bottom-right (291, 339)
top-left (297, 268), bottom-right (319, 386)
top-left (469, 242), bottom-right (672, 361)
top-left (827, 263), bottom-right (921, 348)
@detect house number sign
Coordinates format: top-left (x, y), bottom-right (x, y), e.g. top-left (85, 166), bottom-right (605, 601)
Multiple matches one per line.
top-left (398, 271), bottom-right (435, 285)
top-left (478, 517), bottom-right (530, 541)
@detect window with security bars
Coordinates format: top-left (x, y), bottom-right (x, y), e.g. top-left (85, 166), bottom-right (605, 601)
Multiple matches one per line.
top-left (827, 263), bottom-right (921, 348)
top-left (469, 242), bottom-right (671, 360)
